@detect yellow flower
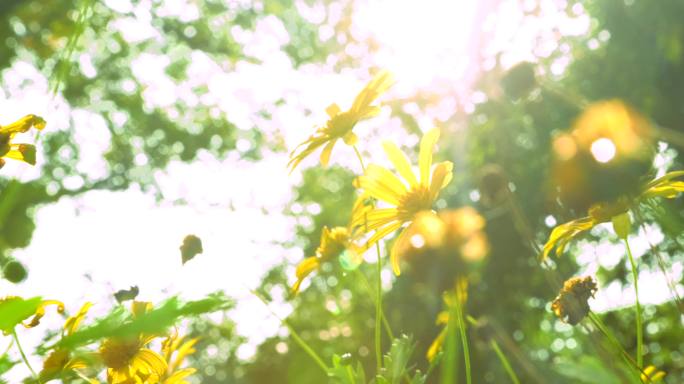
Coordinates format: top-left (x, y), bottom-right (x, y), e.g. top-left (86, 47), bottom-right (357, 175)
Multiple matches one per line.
top-left (542, 170), bottom-right (684, 260)
top-left (400, 208), bottom-right (488, 263)
top-left (39, 302), bottom-right (94, 382)
top-left (99, 302), bottom-right (167, 384)
top-left (351, 128), bottom-right (453, 275)
top-left (291, 226), bottom-right (355, 295)
top-left (641, 365), bottom-right (666, 383)
top-left (570, 100), bottom-right (652, 161)
top-left (159, 331), bottom-right (198, 384)
top-left (0, 114), bottom-right (46, 168)
top-left (287, 71), bottom-right (393, 172)
top-left (426, 279), bottom-right (468, 362)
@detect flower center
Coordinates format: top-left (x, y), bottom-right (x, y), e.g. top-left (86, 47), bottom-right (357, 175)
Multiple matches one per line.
top-left (398, 186), bottom-right (432, 221)
top-left (101, 338), bottom-right (141, 370)
top-left (326, 112), bottom-right (356, 138)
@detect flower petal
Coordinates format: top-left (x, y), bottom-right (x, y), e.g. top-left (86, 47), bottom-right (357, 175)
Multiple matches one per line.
top-left (136, 349), bottom-right (167, 378)
top-left (326, 103), bottom-right (341, 118)
top-left (359, 220), bottom-right (403, 254)
top-left (355, 164), bottom-right (408, 205)
top-left (390, 224), bottom-right (413, 275)
top-left (382, 142), bottom-right (418, 187)
top-left (429, 161), bottom-right (454, 202)
top-left (319, 139), bottom-right (337, 167)
top-left (419, 128), bottom-right (440, 186)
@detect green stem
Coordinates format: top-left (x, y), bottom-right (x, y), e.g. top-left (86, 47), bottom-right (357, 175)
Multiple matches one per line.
top-left (588, 312), bottom-right (645, 381)
top-left (374, 242), bottom-right (383, 373)
top-left (490, 340), bottom-right (520, 384)
top-left (353, 145), bottom-right (384, 374)
top-left (12, 329), bottom-right (39, 381)
top-left (623, 238), bottom-right (643, 369)
top-left (441, 300), bottom-right (460, 384)
top-left (354, 269), bottom-right (394, 340)
top-left (249, 289), bottom-right (329, 374)
top-left (454, 286), bottom-right (471, 384)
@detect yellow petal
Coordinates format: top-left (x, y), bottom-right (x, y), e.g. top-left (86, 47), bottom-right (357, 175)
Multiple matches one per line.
top-left (350, 71), bottom-right (394, 114)
top-left (426, 327), bottom-right (447, 362)
top-left (326, 103), bottom-right (341, 118)
top-left (136, 349), bottom-right (167, 378)
top-left (4, 144), bottom-right (36, 165)
top-left (319, 139), bottom-right (337, 167)
top-left (355, 164), bottom-right (408, 205)
top-left (343, 131), bottom-right (358, 145)
top-left (429, 161), bottom-right (454, 202)
top-left (382, 142), bottom-right (418, 187)
top-left (291, 257), bottom-right (321, 295)
top-left (542, 217), bottom-right (595, 260)
top-left (359, 220), bottom-right (403, 254)
top-left (0, 114), bottom-right (46, 134)
top-left (390, 225), bottom-right (412, 275)
top-left (419, 128), bottom-right (440, 186)
top-left (64, 302), bottom-right (93, 335)
top-left (351, 208), bottom-right (399, 233)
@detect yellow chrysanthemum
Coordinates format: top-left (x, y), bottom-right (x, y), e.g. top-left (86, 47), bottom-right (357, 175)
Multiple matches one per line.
top-left (159, 331), bottom-right (198, 384)
top-left (351, 128), bottom-right (453, 275)
top-left (99, 302), bottom-right (167, 384)
top-left (0, 114), bottom-right (46, 168)
top-left (39, 302), bottom-right (94, 382)
top-left (288, 71), bottom-right (393, 172)
top-left (543, 170), bottom-right (684, 260)
top-left (291, 226), bottom-right (355, 295)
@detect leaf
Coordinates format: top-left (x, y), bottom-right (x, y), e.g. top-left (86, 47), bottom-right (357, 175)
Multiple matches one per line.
top-left (180, 234), bottom-right (203, 265)
top-left (378, 335), bottom-right (416, 384)
top-left (328, 353), bottom-right (366, 384)
top-left (113, 286), bottom-right (139, 303)
top-left (0, 297), bottom-right (42, 333)
top-left (52, 294), bottom-right (233, 351)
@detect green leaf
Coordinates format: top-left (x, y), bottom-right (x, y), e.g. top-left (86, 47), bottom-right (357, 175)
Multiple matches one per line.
top-left (0, 296), bottom-right (42, 333)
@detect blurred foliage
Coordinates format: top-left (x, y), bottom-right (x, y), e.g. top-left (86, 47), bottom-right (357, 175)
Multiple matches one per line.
top-left (1, 0), bottom-right (684, 383)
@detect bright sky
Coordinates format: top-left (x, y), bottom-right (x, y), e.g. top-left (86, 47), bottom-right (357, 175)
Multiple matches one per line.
top-left (3, 0), bottom-right (675, 380)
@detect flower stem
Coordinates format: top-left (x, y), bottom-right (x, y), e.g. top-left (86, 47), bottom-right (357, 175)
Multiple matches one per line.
top-left (623, 237), bottom-right (643, 369)
top-left (454, 283), bottom-right (471, 384)
top-left (490, 339), bottom-right (520, 384)
top-left (354, 269), bottom-right (394, 340)
top-left (374, 241), bottom-right (383, 373)
top-left (353, 145), bottom-right (384, 374)
top-left (12, 329), bottom-right (39, 381)
top-left (249, 288), bottom-right (329, 374)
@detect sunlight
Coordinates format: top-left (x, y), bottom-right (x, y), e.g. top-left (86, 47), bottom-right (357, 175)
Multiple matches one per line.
top-left (355, 0), bottom-right (478, 93)
top-left (590, 137), bottom-right (617, 163)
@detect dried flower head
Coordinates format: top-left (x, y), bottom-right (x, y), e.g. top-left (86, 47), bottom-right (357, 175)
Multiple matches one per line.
top-left (551, 276), bottom-right (597, 325)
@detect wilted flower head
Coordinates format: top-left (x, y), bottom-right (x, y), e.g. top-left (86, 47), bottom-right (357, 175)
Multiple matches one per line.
top-left (551, 276), bottom-right (597, 325)
top-left (288, 71), bottom-right (393, 172)
top-left (0, 114), bottom-right (46, 168)
top-left (291, 226), bottom-right (356, 295)
top-left (477, 164), bottom-right (510, 207)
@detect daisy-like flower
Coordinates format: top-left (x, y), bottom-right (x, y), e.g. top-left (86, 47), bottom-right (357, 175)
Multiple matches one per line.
top-left (159, 331), bottom-right (199, 384)
top-left (99, 302), bottom-right (167, 384)
top-left (287, 71), bottom-right (393, 172)
top-left (351, 128), bottom-right (453, 275)
top-left (0, 114), bottom-right (46, 168)
top-left (291, 226), bottom-right (356, 295)
top-left (542, 170), bottom-right (684, 260)
top-left (39, 302), bottom-right (94, 382)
